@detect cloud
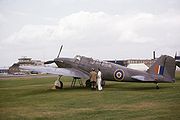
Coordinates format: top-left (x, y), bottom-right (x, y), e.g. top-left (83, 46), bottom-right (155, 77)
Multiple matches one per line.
top-left (1, 11), bottom-right (180, 65)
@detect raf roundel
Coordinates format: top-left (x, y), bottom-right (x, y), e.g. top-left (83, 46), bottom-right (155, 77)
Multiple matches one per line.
top-left (114, 69), bottom-right (125, 81)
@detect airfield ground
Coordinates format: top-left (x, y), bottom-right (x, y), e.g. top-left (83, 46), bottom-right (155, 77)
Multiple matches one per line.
top-left (0, 72), bottom-right (180, 120)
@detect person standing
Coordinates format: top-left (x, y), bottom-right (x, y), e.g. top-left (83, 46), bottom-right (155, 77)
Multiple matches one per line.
top-left (97, 68), bottom-right (103, 91)
top-left (89, 68), bottom-right (97, 89)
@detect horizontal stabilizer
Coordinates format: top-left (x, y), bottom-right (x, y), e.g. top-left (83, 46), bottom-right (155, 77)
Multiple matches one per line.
top-left (131, 75), bottom-right (154, 82)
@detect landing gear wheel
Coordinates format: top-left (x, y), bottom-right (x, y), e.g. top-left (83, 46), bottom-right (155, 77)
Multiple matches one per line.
top-left (85, 79), bottom-right (91, 88)
top-left (55, 75), bottom-right (63, 89)
top-left (59, 81), bottom-right (63, 89)
top-left (55, 81), bottom-right (63, 89)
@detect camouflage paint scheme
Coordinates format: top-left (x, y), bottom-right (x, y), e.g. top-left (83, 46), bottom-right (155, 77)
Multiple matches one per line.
top-left (54, 55), bottom-right (175, 83)
top-left (21, 55), bottom-right (176, 89)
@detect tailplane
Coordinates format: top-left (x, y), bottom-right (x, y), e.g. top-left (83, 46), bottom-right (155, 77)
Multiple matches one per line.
top-left (147, 55), bottom-right (176, 82)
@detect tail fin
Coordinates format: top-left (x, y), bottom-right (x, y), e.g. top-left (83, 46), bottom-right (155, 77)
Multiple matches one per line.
top-left (147, 55), bottom-right (176, 82)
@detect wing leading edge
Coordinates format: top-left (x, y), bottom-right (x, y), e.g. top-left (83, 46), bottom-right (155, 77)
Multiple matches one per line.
top-left (20, 66), bottom-right (89, 79)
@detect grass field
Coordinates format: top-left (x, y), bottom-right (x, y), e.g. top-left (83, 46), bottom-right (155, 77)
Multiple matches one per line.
top-left (0, 72), bottom-right (180, 120)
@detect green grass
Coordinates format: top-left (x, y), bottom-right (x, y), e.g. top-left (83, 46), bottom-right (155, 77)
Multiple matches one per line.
top-left (0, 72), bottom-right (180, 120)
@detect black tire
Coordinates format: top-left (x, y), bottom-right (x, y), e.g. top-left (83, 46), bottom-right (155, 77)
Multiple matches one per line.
top-left (85, 79), bottom-right (91, 88)
top-left (55, 81), bottom-right (63, 89)
top-left (59, 81), bottom-right (63, 89)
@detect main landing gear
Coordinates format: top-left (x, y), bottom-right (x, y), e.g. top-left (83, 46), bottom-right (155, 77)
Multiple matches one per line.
top-left (85, 79), bottom-right (105, 88)
top-left (54, 75), bottom-right (63, 89)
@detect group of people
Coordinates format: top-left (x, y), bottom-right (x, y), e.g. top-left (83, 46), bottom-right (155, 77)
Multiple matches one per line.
top-left (89, 68), bottom-right (103, 91)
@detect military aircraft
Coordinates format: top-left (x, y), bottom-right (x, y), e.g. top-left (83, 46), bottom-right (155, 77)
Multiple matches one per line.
top-left (20, 46), bottom-right (176, 89)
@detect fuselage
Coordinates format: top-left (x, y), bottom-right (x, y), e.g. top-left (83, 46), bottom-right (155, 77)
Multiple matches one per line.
top-left (54, 55), bottom-right (173, 83)
top-left (54, 56), bottom-right (150, 82)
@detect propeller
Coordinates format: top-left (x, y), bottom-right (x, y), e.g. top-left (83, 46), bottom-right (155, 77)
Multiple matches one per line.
top-left (44, 45), bottom-right (63, 64)
top-left (57, 45), bottom-right (63, 58)
top-left (44, 60), bottom-right (55, 64)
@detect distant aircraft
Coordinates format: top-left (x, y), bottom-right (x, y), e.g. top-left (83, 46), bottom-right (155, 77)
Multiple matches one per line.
top-left (20, 46), bottom-right (176, 89)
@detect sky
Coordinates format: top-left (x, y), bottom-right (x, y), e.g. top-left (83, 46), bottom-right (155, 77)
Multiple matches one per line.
top-left (0, 0), bottom-right (180, 67)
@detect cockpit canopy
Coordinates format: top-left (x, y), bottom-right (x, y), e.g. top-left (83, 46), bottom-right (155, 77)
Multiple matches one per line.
top-left (74, 55), bottom-right (82, 61)
top-left (74, 55), bottom-right (112, 68)
top-left (74, 55), bottom-right (94, 62)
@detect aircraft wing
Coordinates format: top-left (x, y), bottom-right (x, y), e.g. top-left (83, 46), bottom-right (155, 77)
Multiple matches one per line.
top-left (131, 75), bottom-right (155, 82)
top-left (20, 66), bottom-right (89, 79)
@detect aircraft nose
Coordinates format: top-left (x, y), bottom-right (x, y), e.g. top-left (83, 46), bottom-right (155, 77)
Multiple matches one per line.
top-left (54, 58), bottom-right (63, 63)
top-left (54, 58), bottom-right (73, 68)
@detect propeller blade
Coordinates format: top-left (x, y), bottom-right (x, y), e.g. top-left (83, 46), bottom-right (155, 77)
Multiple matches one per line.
top-left (44, 45), bottom-right (63, 65)
top-left (44, 60), bottom-right (55, 64)
top-left (57, 45), bottom-right (63, 58)
top-left (175, 52), bottom-right (177, 59)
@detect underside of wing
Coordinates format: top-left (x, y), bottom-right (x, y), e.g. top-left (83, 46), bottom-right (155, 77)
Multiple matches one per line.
top-left (20, 66), bottom-right (89, 79)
